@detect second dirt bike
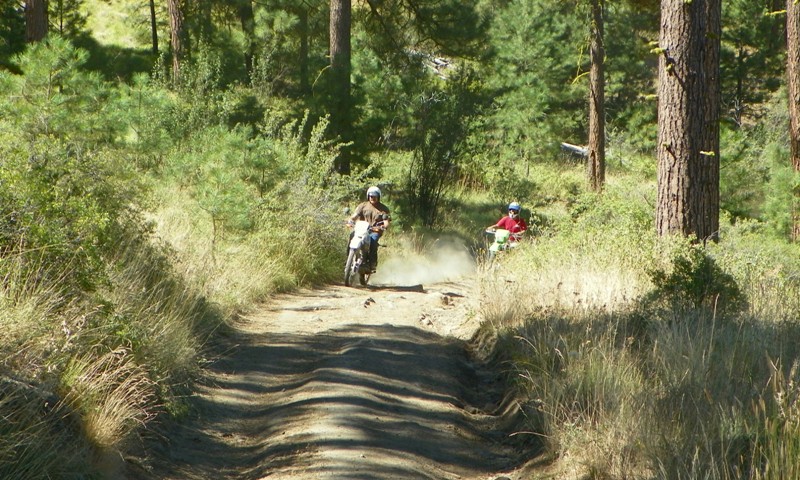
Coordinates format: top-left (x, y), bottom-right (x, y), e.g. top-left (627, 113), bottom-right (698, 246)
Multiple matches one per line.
top-left (484, 227), bottom-right (523, 262)
top-left (344, 220), bottom-right (374, 286)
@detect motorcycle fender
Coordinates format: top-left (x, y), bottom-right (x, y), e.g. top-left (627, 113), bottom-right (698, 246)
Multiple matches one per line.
top-left (349, 221), bottom-right (371, 249)
top-left (350, 235), bottom-right (369, 249)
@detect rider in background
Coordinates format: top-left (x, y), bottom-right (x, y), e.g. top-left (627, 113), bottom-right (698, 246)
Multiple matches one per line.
top-left (486, 201), bottom-right (527, 242)
top-left (349, 186), bottom-right (391, 272)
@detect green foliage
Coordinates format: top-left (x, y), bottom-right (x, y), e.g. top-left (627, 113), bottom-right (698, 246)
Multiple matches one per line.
top-left (113, 73), bottom-right (175, 170)
top-left (405, 69), bottom-right (482, 227)
top-left (479, 0), bottom-right (585, 160)
top-left (646, 243), bottom-right (746, 319)
top-left (0, 36), bottom-right (141, 291)
top-left (361, 0), bottom-right (487, 60)
top-left (0, 36), bottom-right (115, 143)
top-left (720, 0), bottom-right (785, 125)
top-left (51, 0), bottom-right (89, 39)
top-left (716, 89), bottom-right (794, 236)
top-left (719, 124), bottom-right (771, 219)
top-left (604, 2), bottom-right (659, 153)
top-left (168, 125), bottom-right (255, 241)
top-left (761, 143), bottom-right (796, 237)
top-left (0, 0), bottom-right (25, 72)
top-left (250, 2), bottom-right (328, 97)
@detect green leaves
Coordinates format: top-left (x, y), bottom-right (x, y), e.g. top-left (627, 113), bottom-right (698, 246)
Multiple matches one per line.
top-left (0, 36), bottom-right (139, 291)
top-left (646, 244), bottom-right (746, 317)
top-left (1, 36), bottom-right (113, 141)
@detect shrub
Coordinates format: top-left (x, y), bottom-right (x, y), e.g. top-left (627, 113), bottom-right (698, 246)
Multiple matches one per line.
top-left (0, 36), bottom-right (142, 291)
top-left (645, 244), bottom-right (746, 319)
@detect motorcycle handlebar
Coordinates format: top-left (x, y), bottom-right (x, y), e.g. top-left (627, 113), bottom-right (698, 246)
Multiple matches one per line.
top-left (345, 220), bottom-right (385, 233)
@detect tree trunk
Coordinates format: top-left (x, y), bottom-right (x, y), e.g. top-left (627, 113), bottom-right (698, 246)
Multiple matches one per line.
top-left (237, 0), bottom-right (255, 81)
top-left (167, 0), bottom-right (184, 84)
top-left (587, 0), bottom-right (605, 192)
top-left (699, 0), bottom-right (721, 241)
top-left (299, 7), bottom-right (310, 94)
top-left (25, 0), bottom-right (48, 43)
top-left (788, 0), bottom-right (800, 242)
top-left (330, 0), bottom-right (352, 175)
top-left (150, 0), bottom-right (158, 54)
top-left (196, 0), bottom-right (212, 44)
top-left (656, 0), bottom-right (721, 242)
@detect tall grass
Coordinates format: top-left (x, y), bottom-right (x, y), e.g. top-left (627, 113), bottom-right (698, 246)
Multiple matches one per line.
top-left (0, 227), bottom-right (225, 477)
top-left (148, 181), bottom-right (347, 316)
top-left (477, 180), bottom-right (800, 479)
top-left (60, 351), bottom-right (155, 450)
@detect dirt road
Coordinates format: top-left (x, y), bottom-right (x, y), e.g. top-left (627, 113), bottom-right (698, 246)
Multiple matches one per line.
top-left (133, 255), bottom-right (533, 479)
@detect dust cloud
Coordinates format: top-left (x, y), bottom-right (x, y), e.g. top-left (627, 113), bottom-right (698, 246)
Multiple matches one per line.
top-left (371, 237), bottom-right (477, 286)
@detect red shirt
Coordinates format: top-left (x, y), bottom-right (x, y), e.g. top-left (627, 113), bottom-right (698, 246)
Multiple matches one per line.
top-left (496, 216), bottom-right (527, 239)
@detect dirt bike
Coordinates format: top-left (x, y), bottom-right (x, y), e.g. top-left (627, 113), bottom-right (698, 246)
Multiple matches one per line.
top-left (344, 220), bottom-right (376, 286)
top-left (484, 227), bottom-right (524, 262)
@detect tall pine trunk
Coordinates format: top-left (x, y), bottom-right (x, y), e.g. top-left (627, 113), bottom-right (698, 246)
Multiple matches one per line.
top-left (167, 0), bottom-right (184, 84)
top-left (237, 0), bottom-right (255, 81)
top-left (149, 0), bottom-right (158, 54)
top-left (330, 0), bottom-right (352, 175)
top-left (25, 0), bottom-right (48, 43)
top-left (299, 7), bottom-right (310, 94)
top-left (656, 0), bottom-right (721, 242)
top-left (788, 0), bottom-right (800, 242)
top-left (587, 0), bottom-right (605, 192)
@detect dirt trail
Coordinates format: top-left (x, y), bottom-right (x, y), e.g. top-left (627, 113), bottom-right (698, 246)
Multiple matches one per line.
top-left (133, 262), bottom-right (533, 479)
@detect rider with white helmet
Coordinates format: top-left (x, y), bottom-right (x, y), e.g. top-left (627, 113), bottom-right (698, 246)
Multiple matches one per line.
top-left (487, 201), bottom-right (527, 242)
top-left (349, 186), bottom-right (391, 272)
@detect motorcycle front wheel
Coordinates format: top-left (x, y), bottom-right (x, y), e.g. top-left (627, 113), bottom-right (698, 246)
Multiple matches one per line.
top-left (344, 249), bottom-right (358, 286)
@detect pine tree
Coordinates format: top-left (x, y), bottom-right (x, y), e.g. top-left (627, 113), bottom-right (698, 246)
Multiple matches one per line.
top-left (656, 0), bottom-right (722, 241)
top-left (330, 0), bottom-right (352, 174)
top-left (588, 0), bottom-right (605, 192)
top-left (788, 0), bottom-right (800, 241)
top-left (25, 0), bottom-right (48, 42)
top-left (167, 0), bottom-right (184, 83)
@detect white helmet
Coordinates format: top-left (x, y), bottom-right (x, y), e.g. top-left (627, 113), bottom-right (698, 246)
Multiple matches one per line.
top-left (367, 186), bottom-right (381, 199)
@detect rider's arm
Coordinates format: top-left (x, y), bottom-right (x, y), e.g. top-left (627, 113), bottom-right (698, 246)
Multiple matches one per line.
top-left (489, 218), bottom-right (505, 230)
top-left (373, 214), bottom-right (390, 232)
top-left (349, 204), bottom-right (364, 222)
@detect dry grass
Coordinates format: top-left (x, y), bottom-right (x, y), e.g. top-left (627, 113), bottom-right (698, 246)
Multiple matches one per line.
top-left (60, 350), bottom-right (156, 450)
top-left (0, 227), bottom-right (214, 476)
top-left (477, 222), bottom-right (800, 479)
top-left (147, 184), bottom-right (341, 315)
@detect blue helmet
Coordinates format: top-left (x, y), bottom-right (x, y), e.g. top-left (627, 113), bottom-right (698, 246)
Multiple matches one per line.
top-left (508, 202), bottom-right (521, 212)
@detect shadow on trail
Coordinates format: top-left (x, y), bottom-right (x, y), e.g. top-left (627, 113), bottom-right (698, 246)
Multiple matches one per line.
top-left (143, 324), bottom-right (530, 480)
top-left (360, 283), bottom-right (426, 293)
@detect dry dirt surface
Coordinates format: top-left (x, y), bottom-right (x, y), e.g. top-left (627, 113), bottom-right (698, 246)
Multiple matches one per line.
top-left (132, 255), bottom-right (535, 480)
